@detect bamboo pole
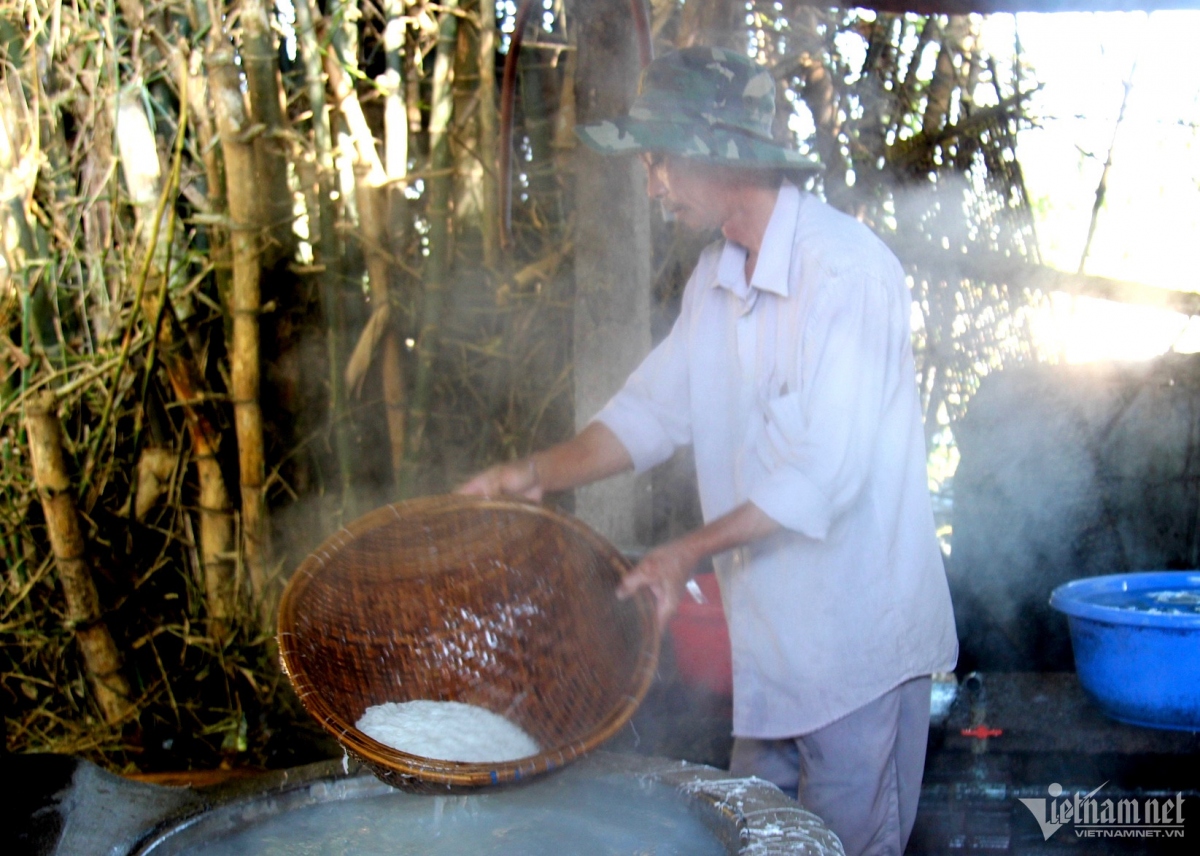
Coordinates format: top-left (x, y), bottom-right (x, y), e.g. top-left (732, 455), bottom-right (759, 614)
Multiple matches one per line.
top-left (207, 41), bottom-right (271, 625)
top-left (240, 0), bottom-right (295, 267)
top-left (401, 0), bottom-right (459, 495)
top-left (518, 44), bottom-right (561, 216)
top-left (922, 18), bottom-right (969, 137)
top-left (356, 175), bottom-right (407, 482)
top-left (78, 91), bottom-right (119, 332)
top-left (294, 0), bottom-right (355, 511)
top-left (477, 0), bottom-right (501, 268)
top-left (329, 0), bottom-right (360, 70)
top-left (382, 0), bottom-right (408, 185)
top-left (115, 83), bottom-right (163, 237)
top-left (0, 76), bottom-right (58, 363)
top-left (184, 48), bottom-right (232, 315)
top-left (25, 392), bottom-right (134, 725)
top-left (143, 290), bottom-right (238, 640)
top-left (453, 1), bottom-right (483, 231)
top-left (323, 52), bottom-right (387, 184)
top-left (405, 4), bottom-right (423, 146)
top-left (80, 90), bottom-right (189, 507)
top-left (381, 0), bottom-right (412, 384)
top-left (499, 0), bottom-right (536, 248)
top-left (896, 17), bottom-right (936, 120)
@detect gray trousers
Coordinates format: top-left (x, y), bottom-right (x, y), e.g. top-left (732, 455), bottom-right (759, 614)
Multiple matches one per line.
top-left (729, 676), bottom-right (931, 856)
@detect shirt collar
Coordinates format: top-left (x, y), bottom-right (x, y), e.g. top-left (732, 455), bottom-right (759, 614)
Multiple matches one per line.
top-left (714, 181), bottom-right (801, 301)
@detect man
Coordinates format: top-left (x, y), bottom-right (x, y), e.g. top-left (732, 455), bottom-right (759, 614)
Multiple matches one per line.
top-left (461, 46), bottom-right (957, 856)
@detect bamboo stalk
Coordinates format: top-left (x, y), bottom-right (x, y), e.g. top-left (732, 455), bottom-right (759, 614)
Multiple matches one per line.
top-left (453, 1), bottom-right (483, 232)
top-left (294, 0), bottom-right (355, 511)
top-left (405, 5), bottom-right (423, 143)
top-left (184, 47), bottom-right (232, 315)
top-left (115, 83), bottom-right (163, 231)
top-left (25, 392), bottom-right (134, 725)
top-left (401, 0), bottom-right (459, 495)
top-left (518, 44), bottom-right (560, 212)
top-left (356, 177), bottom-right (407, 482)
top-left (382, 0), bottom-right (408, 184)
top-left (80, 91), bottom-right (189, 507)
top-left (922, 17), bottom-right (968, 137)
top-left (896, 17), bottom-right (936, 120)
top-left (142, 289), bottom-right (238, 640)
top-left (78, 92), bottom-right (119, 335)
top-left (477, 0), bottom-right (501, 268)
top-left (240, 0), bottom-right (295, 267)
top-left (329, 0), bottom-right (360, 70)
top-left (381, 0), bottom-right (411, 356)
top-left (207, 41), bottom-right (271, 625)
top-left (323, 51), bottom-right (387, 184)
top-left (552, 45), bottom-right (578, 152)
top-left (1, 73), bottom-right (58, 362)
top-left (499, 0), bottom-right (536, 248)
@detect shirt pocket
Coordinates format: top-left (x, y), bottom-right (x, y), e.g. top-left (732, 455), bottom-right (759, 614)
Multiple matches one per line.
top-left (756, 390), bottom-right (808, 472)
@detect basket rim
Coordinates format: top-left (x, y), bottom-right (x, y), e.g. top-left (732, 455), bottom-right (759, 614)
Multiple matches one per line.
top-left (277, 494), bottom-right (661, 789)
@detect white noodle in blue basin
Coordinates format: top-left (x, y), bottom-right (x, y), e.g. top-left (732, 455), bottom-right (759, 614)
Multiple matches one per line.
top-left (1097, 589), bottom-right (1200, 615)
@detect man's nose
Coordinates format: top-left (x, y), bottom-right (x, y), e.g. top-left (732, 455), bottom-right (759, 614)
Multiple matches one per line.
top-left (645, 169), bottom-right (667, 200)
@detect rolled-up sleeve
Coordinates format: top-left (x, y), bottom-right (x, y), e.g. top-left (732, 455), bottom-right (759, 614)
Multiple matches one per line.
top-left (748, 262), bottom-right (898, 539)
top-left (592, 286), bottom-right (697, 475)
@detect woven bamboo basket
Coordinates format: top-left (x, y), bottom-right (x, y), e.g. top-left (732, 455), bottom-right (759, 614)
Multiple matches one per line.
top-left (278, 494), bottom-right (660, 791)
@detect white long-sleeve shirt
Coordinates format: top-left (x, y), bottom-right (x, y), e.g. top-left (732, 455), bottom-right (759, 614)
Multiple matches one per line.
top-left (595, 183), bottom-right (958, 737)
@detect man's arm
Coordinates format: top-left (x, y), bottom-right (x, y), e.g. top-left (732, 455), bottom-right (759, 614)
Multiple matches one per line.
top-left (460, 425), bottom-right (779, 626)
top-left (456, 421), bottom-right (633, 501)
top-left (618, 501), bottom-right (779, 627)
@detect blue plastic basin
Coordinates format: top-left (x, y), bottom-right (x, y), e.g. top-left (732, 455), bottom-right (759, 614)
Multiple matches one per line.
top-left (1050, 571), bottom-right (1200, 731)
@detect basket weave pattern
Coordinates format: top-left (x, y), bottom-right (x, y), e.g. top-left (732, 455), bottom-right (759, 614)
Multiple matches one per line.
top-left (278, 495), bottom-right (659, 790)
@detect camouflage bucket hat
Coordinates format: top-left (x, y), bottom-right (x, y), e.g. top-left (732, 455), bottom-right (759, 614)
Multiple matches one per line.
top-left (576, 46), bottom-right (819, 171)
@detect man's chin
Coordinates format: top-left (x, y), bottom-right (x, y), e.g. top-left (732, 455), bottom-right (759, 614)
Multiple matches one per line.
top-left (673, 211), bottom-right (715, 232)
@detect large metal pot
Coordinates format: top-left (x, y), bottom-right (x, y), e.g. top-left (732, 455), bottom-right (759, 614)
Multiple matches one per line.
top-left (12, 753), bottom-right (844, 856)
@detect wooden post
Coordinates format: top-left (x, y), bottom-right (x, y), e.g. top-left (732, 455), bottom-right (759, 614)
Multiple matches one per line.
top-left (26, 393), bottom-right (134, 725)
top-left (571, 2), bottom-right (653, 547)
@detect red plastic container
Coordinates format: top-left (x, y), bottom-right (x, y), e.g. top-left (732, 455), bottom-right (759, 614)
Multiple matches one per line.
top-left (668, 573), bottom-right (733, 696)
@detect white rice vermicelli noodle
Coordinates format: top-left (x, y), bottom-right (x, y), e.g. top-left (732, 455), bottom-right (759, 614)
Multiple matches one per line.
top-left (356, 700), bottom-right (540, 763)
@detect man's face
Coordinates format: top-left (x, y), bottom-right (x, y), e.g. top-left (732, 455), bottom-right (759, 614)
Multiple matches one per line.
top-left (641, 153), bottom-right (733, 233)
